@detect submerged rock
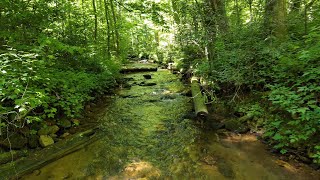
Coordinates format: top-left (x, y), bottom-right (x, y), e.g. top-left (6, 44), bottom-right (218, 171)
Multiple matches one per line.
top-left (139, 82), bottom-right (157, 86)
top-left (122, 83), bottom-right (132, 89)
top-left (143, 74), bottom-right (152, 79)
top-left (217, 158), bottom-right (235, 178)
top-left (122, 161), bottom-right (161, 179)
top-left (39, 135), bottom-right (54, 147)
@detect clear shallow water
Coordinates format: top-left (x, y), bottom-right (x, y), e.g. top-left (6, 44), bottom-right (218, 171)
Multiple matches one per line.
top-left (22, 69), bottom-right (320, 180)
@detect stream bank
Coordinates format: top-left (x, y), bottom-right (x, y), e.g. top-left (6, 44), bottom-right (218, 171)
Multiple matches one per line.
top-left (18, 64), bottom-right (320, 179)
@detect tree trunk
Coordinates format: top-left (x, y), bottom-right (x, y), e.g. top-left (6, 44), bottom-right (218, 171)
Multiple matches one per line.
top-left (214, 0), bottom-right (229, 33)
top-left (92, 0), bottom-right (98, 41)
top-left (191, 77), bottom-right (208, 119)
top-left (248, 0), bottom-right (253, 21)
top-left (264, 0), bottom-right (287, 39)
top-left (291, 0), bottom-right (301, 12)
top-left (109, 0), bottom-right (120, 55)
top-left (171, 0), bottom-right (180, 24)
top-left (103, 0), bottom-right (111, 58)
top-left (203, 0), bottom-right (217, 74)
top-left (81, 0), bottom-right (87, 44)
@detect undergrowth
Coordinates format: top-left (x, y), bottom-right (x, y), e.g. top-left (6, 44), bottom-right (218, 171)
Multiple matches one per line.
top-left (0, 45), bottom-right (120, 137)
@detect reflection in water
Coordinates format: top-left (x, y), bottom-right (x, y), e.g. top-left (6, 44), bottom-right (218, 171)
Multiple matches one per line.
top-left (22, 69), bottom-right (319, 180)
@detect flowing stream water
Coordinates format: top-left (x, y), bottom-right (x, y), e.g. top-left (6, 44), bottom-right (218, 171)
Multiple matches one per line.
top-left (22, 67), bottom-right (319, 179)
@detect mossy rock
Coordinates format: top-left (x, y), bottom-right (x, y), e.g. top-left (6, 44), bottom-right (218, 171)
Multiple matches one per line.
top-left (39, 135), bottom-right (54, 147)
top-left (224, 119), bottom-right (249, 133)
top-left (57, 119), bottom-right (72, 128)
top-left (28, 134), bottom-right (39, 149)
top-left (0, 133), bottom-right (28, 150)
top-left (238, 114), bottom-right (254, 123)
top-left (38, 125), bottom-right (60, 135)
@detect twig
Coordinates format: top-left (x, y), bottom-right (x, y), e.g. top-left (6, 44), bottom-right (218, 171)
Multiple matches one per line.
top-left (114, 0), bottom-right (133, 12)
top-left (231, 85), bottom-right (241, 102)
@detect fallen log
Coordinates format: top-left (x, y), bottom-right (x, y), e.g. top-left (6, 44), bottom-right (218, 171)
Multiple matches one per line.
top-left (0, 128), bottom-right (102, 179)
top-left (191, 77), bottom-right (208, 119)
top-left (120, 67), bottom-right (157, 73)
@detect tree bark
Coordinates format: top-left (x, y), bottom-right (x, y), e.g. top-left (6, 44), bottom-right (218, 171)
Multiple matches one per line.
top-left (109, 0), bottom-right (120, 55)
top-left (264, 0), bottom-right (287, 39)
top-left (215, 0), bottom-right (229, 33)
top-left (103, 0), bottom-right (111, 58)
top-left (291, 0), bottom-right (301, 12)
top-left (191, 77), bottom-right (208, 119)
top-left (171, 0), bottom-right (180, 24)
top-left (203, 0), bottom-right (217, 74)
top-left (81, 0), bottom-right (87, 44)
top-left (92, 0), bottom-right (98, 41)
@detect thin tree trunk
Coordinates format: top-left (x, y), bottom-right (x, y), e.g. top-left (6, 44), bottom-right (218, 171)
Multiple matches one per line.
top-left (291, 0), bottom-right (301, 12)
top-left (171, 0), bottom-right (180, 24)
top-left (304, 0), bottom-right (308, 34)
top-left (248, 0), bottom-right (253, 21)
top-left (205, 0), bottom-right (217, 74)
top-left (109, 0), bottom-right (120, 55)
top-left (235, 0), bottom-right (241, 28)
top-left (92, 0), bottom-right (98, 41)
top-left (103, 0), bottom-right (111, 58)
top-left (81, 0), bottom-right (87, 44)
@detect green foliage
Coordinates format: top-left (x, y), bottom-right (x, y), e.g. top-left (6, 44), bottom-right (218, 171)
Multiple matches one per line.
top-left (261, 28), bottom-right (320, 162)
top-left (0, 0), bottom-right (133, 136)
top-left (0, 46), bottom-right (119, 132)
top-left (0, 48), bottom-right (47, 124)
top-left (171, 0), bottom-right (320, 164)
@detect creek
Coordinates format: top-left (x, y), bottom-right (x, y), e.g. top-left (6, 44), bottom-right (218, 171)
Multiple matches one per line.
top-left (22, 65), bottom-right (319, 179)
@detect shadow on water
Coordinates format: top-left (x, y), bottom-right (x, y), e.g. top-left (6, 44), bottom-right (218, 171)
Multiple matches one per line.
top-left (22, 68), bottom-right (320, 180)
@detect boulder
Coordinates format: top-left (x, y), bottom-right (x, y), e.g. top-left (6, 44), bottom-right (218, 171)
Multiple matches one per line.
top-left (39, 135), bottom-right (54, 147)
top-left (38, 125), bottom-right (59, 135)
